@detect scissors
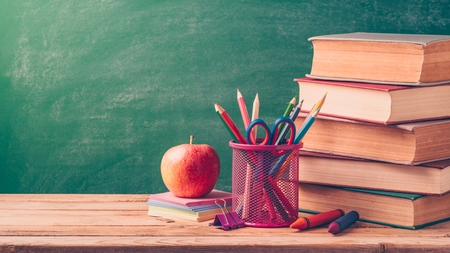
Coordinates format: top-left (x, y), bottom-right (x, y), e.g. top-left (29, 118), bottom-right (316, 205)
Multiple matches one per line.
top-left (245, 117), bottom-right (296, 145)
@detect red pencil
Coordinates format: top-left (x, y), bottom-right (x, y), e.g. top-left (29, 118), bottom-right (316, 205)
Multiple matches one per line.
top-left (215, 103), bottom-right (248, 144)
top-left (237, 89), bottom-right (255, 144)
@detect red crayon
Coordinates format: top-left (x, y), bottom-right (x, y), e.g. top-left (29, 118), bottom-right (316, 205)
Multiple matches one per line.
top-left (290, 209), bottom-right (345, 230)
top-left (328, 210), bottom-right (359, 234)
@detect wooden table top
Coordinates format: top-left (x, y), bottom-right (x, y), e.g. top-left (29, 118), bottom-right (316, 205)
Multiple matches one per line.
top-left (1, 194), bottom-right (450, 252)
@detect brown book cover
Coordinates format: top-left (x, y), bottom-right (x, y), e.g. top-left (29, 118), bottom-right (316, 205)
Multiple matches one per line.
top-left (307, 32), bottom-right (450, 86)
top-left (295, 78), bottom-right (450, 124)
top-left (298, 183), bottom-right (450, 229)
top-left (295, 114), bottom-right (450, 165)
top-left (298, 150), bottom-right (450, 195)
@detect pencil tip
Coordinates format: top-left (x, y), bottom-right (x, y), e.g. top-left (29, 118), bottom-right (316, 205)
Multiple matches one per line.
top-left (313, 108), bottom-right (321, 116)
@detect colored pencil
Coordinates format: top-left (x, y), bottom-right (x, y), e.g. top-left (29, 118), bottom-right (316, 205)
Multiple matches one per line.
top-left (298, 102), bottom-right (316, 130)
top-left (215, 103), bottom-right (248, 144)
top-left (278, 96), bottom-right (297, 132)
top-left (311, 92), bottom-right (327, 114)
top-left (237, 89), bottom-right (251, 129)
top-left (274, 100), bottom-right (303, 145)
top-left (237, 89), bottom-right (255, 144)
top-left (251, 93), bottom-right (259, 141)
top-left (293, 109), bottom-right (320, 144)
top-left (267, 176), bottom-right (297, 216)
top-left (214, 102), bottom-right (239, 143)
top-left (263, 188), bottom-right (276, 220)
top-left (274, 151), bottom-right (296, 182)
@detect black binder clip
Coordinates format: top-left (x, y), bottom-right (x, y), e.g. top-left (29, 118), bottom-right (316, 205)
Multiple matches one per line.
top-left (209, 198), bottom-right (244, 230)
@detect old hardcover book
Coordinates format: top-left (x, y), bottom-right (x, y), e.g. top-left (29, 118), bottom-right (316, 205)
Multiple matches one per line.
top-left (295, 78), bottom-right (450, 124)
top-left (298, 183), bottom-right (450, 229)
top-left (294, 114), bottom-right (450, 165)
top-left (298, 151), bottom-right (450, 195)
top-left (306, 32), bottom-right (450, 86)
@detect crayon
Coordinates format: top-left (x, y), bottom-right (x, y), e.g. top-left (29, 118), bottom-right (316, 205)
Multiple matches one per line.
top-left (290, 209), bottom-right (345, 230)
top-left (328, 210), bottom-right (359, 234)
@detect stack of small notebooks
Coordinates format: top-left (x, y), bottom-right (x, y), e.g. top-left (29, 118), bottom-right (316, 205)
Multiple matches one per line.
top-left (147, 189), bottom-right (232, 222)
top-left (295, 32), bottom-right (450, 229)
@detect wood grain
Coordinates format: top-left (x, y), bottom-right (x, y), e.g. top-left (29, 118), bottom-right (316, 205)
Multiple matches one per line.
top-left (1, 194), bottom-right (450, 252)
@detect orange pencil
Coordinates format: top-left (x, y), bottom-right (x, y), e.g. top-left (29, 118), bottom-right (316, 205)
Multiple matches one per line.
top-left (215, 103), bottom-right (248, 144)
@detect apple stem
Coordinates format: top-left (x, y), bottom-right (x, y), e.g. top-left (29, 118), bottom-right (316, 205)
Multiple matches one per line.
top-left (190, 135), bottom-right (194, 145)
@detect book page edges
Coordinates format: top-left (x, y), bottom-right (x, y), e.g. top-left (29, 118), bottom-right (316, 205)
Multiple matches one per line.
top-left (298, 150), bottom-right (450, 169)
top-left (307, 32), bottom-right (450, 46)
top-left (305, 74), bottom-right (450, 86)
top-left (298, 113), bottom-right (450, 130)
top-left (300, 147), bottom-right (450, 165)
top-left (298, 180), bottom-right (449, 196)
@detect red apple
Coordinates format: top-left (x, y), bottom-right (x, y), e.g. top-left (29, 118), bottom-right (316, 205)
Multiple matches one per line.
top-left (161, 136), bottom-right (220, 198)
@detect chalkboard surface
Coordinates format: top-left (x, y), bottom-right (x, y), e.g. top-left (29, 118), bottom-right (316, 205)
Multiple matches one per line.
top-left (0, 0), bottom-right (449, 193)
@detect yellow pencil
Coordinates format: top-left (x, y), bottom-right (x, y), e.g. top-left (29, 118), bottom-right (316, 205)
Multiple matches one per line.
top-left (311, 92), bottom-right (327, 113)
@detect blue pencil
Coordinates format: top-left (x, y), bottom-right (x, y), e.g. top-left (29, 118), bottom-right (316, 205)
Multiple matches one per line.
top-left (274, 100), bottom-right (303, 145)
top-left (293, 109), bottom-right (320, 144)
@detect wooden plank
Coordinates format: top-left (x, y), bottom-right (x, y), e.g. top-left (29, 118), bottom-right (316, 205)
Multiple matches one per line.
top-left (0, 201), bottom-right (147, 211)
top-left (0, 194), bottom-right (148, 202)
top-left (1, 236), bottom-right (450, 249)
top-left (1, 194), bottom-right (450, 252)
top-left (1, 224), bottom-right (450, 237)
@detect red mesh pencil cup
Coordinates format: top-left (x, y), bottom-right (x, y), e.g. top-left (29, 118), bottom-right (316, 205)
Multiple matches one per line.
top-left (229, 139), bottom-right (303, 227)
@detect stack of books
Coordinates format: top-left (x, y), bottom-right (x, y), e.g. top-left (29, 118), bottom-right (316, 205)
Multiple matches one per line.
top-left (295, 32), bottom-right (450, 229)
top-left (147, 189), bottom-right (232, 222)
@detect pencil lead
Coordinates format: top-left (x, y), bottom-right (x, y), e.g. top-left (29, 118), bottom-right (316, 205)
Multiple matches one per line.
top-left (215, 103), bottom-right (225, 113)
top-left (237, 89), bottom-right (242, 99)
top-left (289, 96), bottom-right (296, 105)
top-left (312, 108), bottom-right (321, 117)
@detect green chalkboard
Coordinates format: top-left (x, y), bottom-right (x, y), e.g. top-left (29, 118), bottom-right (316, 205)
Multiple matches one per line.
top-left (0, 0), bottom-right (449, 193)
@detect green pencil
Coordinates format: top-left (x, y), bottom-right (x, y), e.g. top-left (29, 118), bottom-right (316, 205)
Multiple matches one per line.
top-left (278, 95), bottom-right (297, 132)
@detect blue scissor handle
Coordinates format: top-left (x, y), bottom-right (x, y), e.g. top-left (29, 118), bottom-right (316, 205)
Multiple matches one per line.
top-left (246, 119), bottom-right (271, 145)
top-left (246, 117), bottom-right (296, 145)
top-left (270, 117), bottom-right (296, 145)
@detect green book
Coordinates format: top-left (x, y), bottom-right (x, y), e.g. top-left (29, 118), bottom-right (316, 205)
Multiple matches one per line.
top-left (298, 183), bottom-right (450, 229)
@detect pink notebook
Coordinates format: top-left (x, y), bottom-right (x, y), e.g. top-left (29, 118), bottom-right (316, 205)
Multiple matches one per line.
top-left (148, 189), bottom-right (232, 207)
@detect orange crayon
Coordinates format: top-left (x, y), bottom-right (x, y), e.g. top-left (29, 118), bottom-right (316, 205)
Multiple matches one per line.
top-left (290, 209), bottom-right (345, 230)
